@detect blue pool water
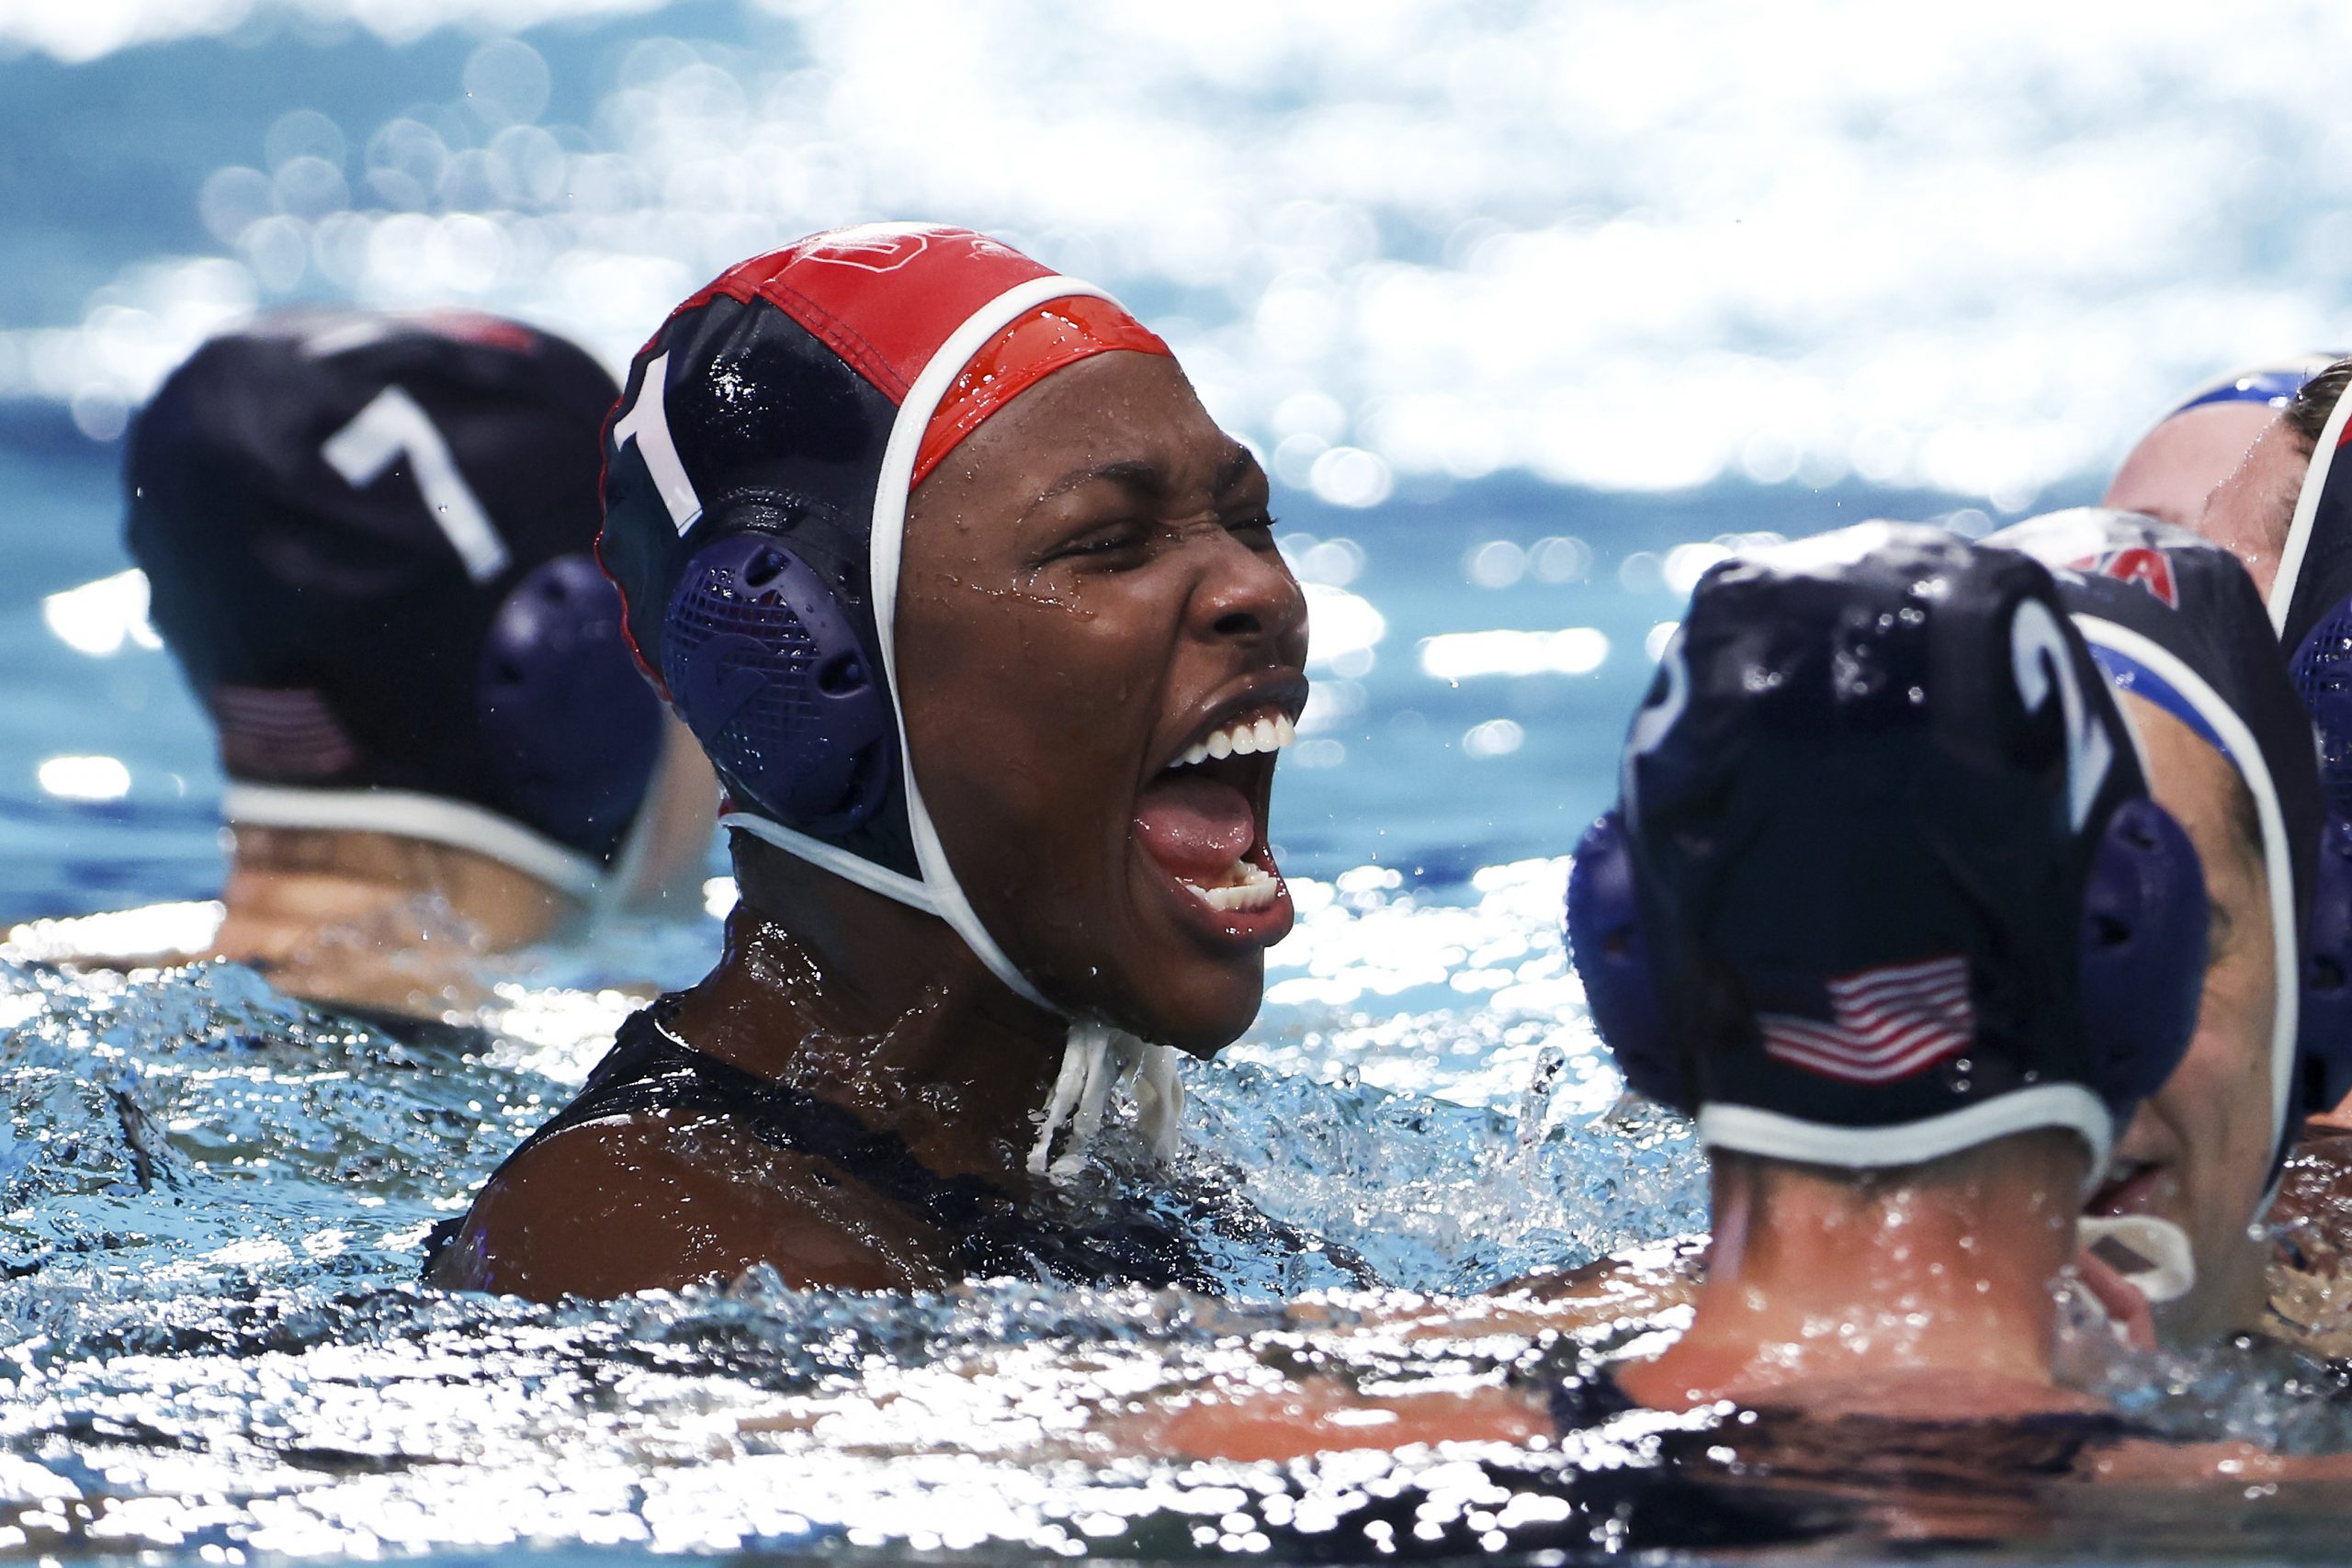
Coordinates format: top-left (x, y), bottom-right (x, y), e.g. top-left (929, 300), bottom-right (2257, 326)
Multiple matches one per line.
top-left (11, 4), bottom-right (2352, 1562)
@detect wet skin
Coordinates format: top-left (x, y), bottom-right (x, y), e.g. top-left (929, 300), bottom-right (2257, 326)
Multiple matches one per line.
top-left (899, 350), bottom-right (1307, 1053)
top-left (2090, 697), bottom-right (2280, 1343)
top-left (2196, 415), bottom-right (2312, 598)
top-left (2103, 401), bottom-right (2279, 531)
top-left (1117, 1134), bottom-right (2154, 1461)
top-left (49, 713), bottom-right (718, 1021)
top-left (435, 351), bottom-right (1307, 1300)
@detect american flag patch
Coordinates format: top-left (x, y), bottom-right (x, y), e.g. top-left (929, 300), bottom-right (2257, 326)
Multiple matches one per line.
top-left (1757, 955), bottom-right (1974, 1084)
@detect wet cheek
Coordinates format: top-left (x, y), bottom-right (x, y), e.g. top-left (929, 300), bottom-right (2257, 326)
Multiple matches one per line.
top-left (2184, 976), bottom-right (2278, 1215)
top-left (922, 615), bottom-right (1160, 898)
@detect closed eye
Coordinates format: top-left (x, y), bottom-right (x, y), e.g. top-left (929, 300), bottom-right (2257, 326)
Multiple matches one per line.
top-left (1228, 510), bottom-right (1279, 546)
top-left (1046, 521), bottom-right (1153, 566)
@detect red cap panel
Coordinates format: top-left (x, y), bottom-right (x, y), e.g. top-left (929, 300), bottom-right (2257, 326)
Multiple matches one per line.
top-left (677, 223), bottom-right (1059, 403)
top-left (912, 296), bottom-right (1173, 486)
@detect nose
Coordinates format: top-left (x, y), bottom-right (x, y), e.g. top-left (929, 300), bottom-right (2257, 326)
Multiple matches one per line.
top-left (1190, 530), bottom-right (1307, 659)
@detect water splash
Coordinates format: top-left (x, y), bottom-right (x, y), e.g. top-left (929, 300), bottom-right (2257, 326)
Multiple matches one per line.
top-left (6, 863), bottom-right (2352, 1560)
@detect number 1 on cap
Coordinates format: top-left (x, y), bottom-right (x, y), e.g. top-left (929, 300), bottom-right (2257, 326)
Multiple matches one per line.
top-left (322, 387), bottom-right (509, 582)
top-left (610, 352), bottom-right (703, 536)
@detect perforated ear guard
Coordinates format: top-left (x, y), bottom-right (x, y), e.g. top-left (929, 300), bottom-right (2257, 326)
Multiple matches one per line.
top-left (2284, 610), bottom-right (2352, 1114)
top-left (2290, 601), bottom-right (2352, 820)
top-left (2302, 815), bottom-right (2352, 1114)
top-left (477, 553), bottom-right (664, 858)
top-left (2078, 796), bottom-right (2209, 1108)
top-left (1566, 797), bottom-right (2209, 1118)
top-left (661, 532), bottom-right (896, 831)
top-left (1565, 811), bottom-right (1681, 1111)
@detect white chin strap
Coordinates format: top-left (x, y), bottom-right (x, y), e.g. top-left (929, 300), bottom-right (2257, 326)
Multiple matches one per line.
top-left (2077, 1213), bottom-right (2198, 1304)
top-left (1027, 1019), bottom-right (1185, 1180)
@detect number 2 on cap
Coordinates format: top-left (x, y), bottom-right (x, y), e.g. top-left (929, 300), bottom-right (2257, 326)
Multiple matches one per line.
top-left (610, 352), bottom-right (703, 536)
top-left (321, 387), bottom-right (509, 582)
top-left (2010, 597), bottom-right (2113, 832)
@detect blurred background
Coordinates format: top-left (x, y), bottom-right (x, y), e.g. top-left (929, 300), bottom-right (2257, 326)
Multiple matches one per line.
top-left (6, 0), bottom-right (2346, 922)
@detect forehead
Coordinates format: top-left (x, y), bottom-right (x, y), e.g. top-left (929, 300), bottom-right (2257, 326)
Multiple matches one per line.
top-left (2105, 402), bottom-right (2280, 527)
top-left (943, 351), bottom-right (1235, 490)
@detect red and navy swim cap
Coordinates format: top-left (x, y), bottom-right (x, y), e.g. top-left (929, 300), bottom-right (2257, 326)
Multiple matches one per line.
top-left (126, 310), bottom-right (663, 897)
top-left (596, 223), bottom-right (1171, 1010)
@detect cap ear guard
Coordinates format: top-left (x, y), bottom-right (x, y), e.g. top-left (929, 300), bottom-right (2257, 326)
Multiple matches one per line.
top-left (477, 553), bottom-right (665, 861)
top-left (2288, 601), bottom-right (2352, 819)
top-left (1571, 795), bottom-right (2210, 1122)
top-left (2289, 603), bottom-right (2352, 1115)
top-left (1565, 809), bottom-right (1683, 1111)
top-left (662, 532), bottom-right (895, 832)
top-left (2078, 795), bottom-right (2210, 1107)
top-left (2300, 815), bottom-right (2352, 1114)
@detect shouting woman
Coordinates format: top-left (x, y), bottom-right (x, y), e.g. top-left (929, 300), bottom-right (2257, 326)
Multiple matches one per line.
top-left (430, 225), bottom-right (1315, 1299)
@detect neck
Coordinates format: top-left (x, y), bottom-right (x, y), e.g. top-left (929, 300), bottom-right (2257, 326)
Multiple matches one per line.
top-left (213, 825), bottom-right (577, 1020)
top-left (672, 843), bottom-right (1069, 1186)
top-left (1620, 1139), bottom-right (2086, 1417)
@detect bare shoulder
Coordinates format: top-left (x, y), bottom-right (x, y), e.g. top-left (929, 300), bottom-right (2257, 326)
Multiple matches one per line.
top-left (2080, 1438), bottom-right (2352, 1486)
top-left (1114, 1376), bottom-right (1551, 1463)
top-left (427, 1111), bottom-right (945, 1300)
top-left (1487, 1233), bottom-right (1706, 1318)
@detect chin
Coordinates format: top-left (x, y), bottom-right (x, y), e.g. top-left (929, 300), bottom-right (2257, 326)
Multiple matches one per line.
top-left (1105, 954), bottom-right (1266, 1056)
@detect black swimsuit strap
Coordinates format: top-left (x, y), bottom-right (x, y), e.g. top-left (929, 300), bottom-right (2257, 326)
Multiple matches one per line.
top-left (447, 1000), bottom-right (1219, 1291)
top-left (1547, 1366), bottom-right (1643, 1432)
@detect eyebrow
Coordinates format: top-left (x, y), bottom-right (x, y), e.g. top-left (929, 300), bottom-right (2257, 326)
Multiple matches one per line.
top-left (1024, 444), bottom-right (1262, 513)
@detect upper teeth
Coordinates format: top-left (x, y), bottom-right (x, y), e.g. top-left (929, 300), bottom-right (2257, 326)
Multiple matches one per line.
top-left (1178, 714), bottom-right (1295, 768)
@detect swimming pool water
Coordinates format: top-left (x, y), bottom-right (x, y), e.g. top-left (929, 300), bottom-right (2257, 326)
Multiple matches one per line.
top-left (24, 364), bottom-right (2352, 1567)
top-left (8, 863), bottom-right (2352, 1564)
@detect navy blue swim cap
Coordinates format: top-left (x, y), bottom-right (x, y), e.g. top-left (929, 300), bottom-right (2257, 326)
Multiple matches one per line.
top-left (2266, 361), bottom-right (2352, 815)
top-left (1571, 523), bottom-right (2206, 1175)
top-left (125, 310), bottom-right (663, 897)
top-left (2162, 355), bottom-right (2337, 422)
top-left (1993, 508), bottom-right (2346, 1167)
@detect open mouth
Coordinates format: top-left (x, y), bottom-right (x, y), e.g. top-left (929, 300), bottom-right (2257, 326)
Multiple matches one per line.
top-left (1131, 691), bottom-right (1302, 939)
top-left (2087, 1158), bottom-right (2166, 1219)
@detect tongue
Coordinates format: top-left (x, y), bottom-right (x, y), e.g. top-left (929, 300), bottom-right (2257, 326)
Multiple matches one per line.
top-left (1135, 772), bottom-right (1257, 878)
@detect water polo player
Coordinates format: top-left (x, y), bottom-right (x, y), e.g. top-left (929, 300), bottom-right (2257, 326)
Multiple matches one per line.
top-left (2105, 355), bottom-right (2336, 528)
top-left (2189, 360), bottom-right (2352, 876)
top-left (1125, 525), bottom-right (2216, 1453)
top-left (1990, 508), bottom-right (2352, 1342)
top-left (430, 225), bottom-right (1308, 1299)
top-left (1501, 512), bottom-right (2348, 1349)
top-left (2196, 356), bottom-right (2352, 604)
top-left (99, 310), bottom-right (714, 1022)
